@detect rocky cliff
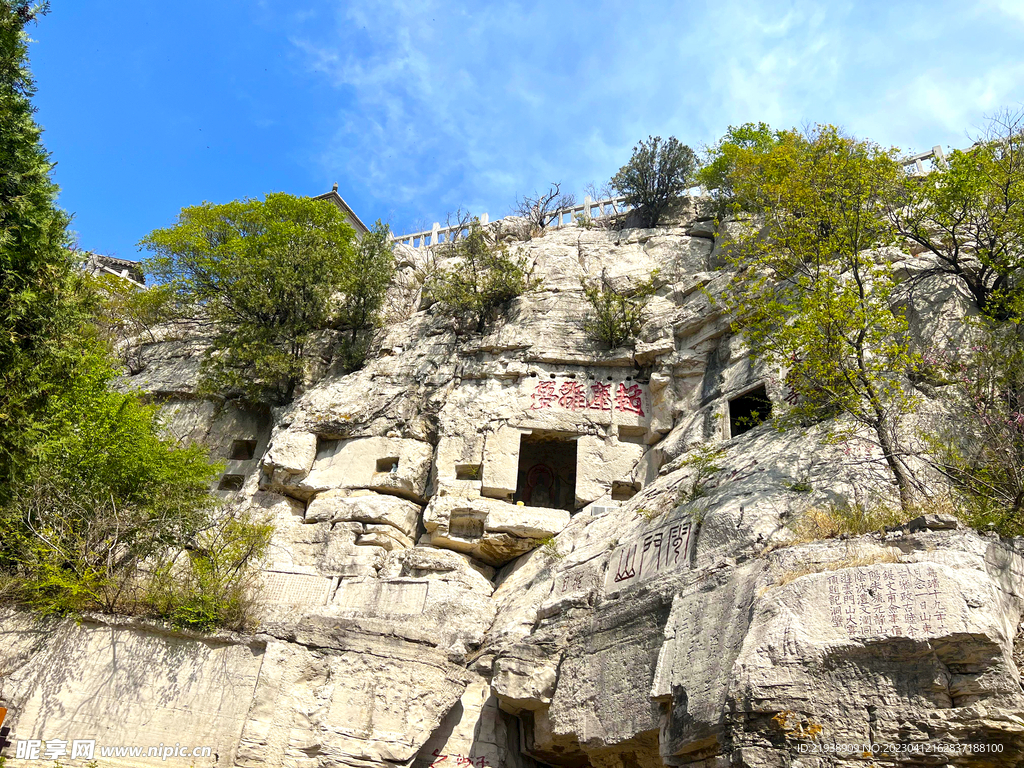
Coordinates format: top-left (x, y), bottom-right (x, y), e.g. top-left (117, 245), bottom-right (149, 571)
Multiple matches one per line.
top-left (3, 199), bottom-right (1024, 768)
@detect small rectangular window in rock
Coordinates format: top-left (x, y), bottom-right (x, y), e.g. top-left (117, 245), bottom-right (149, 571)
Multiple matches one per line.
top-left (449, 513), bottom-right (485, 539)
top-left (455, 464), bottom-right (482, 480)
top-left (217, 474), bottom-right (245, 492)
top-left (376, 457), bottom-right (399, 474)
top-left (228, 439), bottom-right (257, 460)
top-left (611, 481), bottom-right (639, 501)
top-left (728, 385), bottom-right (772, 438)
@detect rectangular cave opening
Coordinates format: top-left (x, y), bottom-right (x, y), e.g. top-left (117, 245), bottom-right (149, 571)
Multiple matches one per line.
top-left (455, 463), bottom-right (482, 480)
top-left (376, 456), bottom-right (399, 474)
top-left (513, 431), bottom-right (577, 512)
top-left (728, 384), bottom-right (772, 438)
top-left (217, 474), bottom-right (244, 492)
top-left (228, 439), bottom-right (257, 461)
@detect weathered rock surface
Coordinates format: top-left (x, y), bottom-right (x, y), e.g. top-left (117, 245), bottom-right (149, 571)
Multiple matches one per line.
top-left (4, 200), bottom-right (1024, 768)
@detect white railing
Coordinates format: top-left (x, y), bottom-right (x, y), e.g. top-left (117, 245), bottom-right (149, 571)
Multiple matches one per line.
top-left (393, 147), bottom-right (947, 248)
top-left (902, 145), bottom-right (947, 175)
top-left (393, 195), bottom-right (633, 248)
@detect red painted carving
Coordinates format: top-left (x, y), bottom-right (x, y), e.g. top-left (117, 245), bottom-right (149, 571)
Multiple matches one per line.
top-left (557, 381), bottom-right (588, 411)
top-left (530, 380), bottom-right (557, 409)
top-left (614, 383), bottom-right (645, 416)
top-left (587, 382), bottom-right (612, 411)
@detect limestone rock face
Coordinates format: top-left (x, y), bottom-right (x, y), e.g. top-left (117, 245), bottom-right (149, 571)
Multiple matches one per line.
top-left (6, 200), bottom-right (1024, 768)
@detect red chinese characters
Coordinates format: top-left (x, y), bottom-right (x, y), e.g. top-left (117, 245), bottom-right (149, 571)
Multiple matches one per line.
top-left (557, 381), bottom-right (588, 411)
top-left (614, 383), bottom-right (645, 416)
top-left (530, 378), bottom-right (645, 415)
top-left (587, 382), bottom-right (612, 411)
top-left (530, 380), bottom-right (557, 410)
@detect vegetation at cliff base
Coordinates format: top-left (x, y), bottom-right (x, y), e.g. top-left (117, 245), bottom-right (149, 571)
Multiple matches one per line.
top-left (0, 1), bottom-right (266, 632)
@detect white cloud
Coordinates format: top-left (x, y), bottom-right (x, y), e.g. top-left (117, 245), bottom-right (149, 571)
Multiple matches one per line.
top-left (282, 0), bottom-right (1024, 233)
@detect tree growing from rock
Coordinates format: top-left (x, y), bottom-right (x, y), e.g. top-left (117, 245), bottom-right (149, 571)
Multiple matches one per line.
top-left (611, 135), bottom-right (697, 227)
top-left (696, 122), bottom-right (783, 217)
top-left (429, 214), bottom-right (536, 333)
top-left (886, 108), bottom-right (1024, 320)
top-left (142, 194), bottom-right (393, 404)
top-left (716, 125), bottom-right (920, 511)
top-left (580, 268), bottom-right (658, 348)
top-left (512, 182), bottom-right (576, 232)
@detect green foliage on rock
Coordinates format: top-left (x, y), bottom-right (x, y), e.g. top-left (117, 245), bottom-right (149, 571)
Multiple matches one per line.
top-left (0, 344), bottom-right (272, 630)
top-left (141, 194), bottom-right (393, 404)
top-left (888, 109), bottom-right (1024, 320)
top-left (696, 122), bottom-right (783, 216)
top-left (429, 218), bottom-right (536, 333)
top-left (335, 219), bottom-right (395, 370)
top-left (927, 304), bottom-right (1024, 536)
top-left (611, 135), bottom-right (697, 227)
top-left (716, 125), bottom-right (920, 510)
top-left (580, 269), bottom-right (658, 348)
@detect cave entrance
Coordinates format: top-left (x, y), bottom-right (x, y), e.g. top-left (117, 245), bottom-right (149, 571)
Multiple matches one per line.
top-left (728, 384), bottom-right (772, 438)
top-left (513, 432), bottom-right (577, 512)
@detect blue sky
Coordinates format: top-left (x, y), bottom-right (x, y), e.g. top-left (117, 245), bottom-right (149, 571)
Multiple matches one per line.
top-left (28, 0), bottom-right (1024, 262)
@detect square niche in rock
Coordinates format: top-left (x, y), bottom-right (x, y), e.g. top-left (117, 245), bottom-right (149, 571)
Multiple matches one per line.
top-left (513, 431), bottom-right (577, 512)
top-left (728, 384), bottom-right (772, 438)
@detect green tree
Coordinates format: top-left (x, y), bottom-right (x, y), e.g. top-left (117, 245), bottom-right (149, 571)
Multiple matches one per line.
top-left (141, 193), bottom-right (391, 404)
top-left (611, 135), bottom-right (697, 228)
top-left (696, 122), bottom-right (782, 216)
top-left (887, 109), bottom-right (1024, 320)
top-left (0, 347), bottom-right (221, 615)
top-left (580, 268), bottom-right (658, 348)
top-left (429, 216), bottom-right (535, 333)
top-left (334, 219), bottom-right (395, 370)
top-left (0, 1), bottom-right (91, 496)
top-left (0, 2), bottom-right (263, 631)
top-left (717, 125), bottom-right (919, 510)
top-left (926, 299), bottom-right (1024, 535)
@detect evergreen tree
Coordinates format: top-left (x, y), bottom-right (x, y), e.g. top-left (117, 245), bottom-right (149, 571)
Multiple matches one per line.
top-left (0, 1), bottom-right (89, 497)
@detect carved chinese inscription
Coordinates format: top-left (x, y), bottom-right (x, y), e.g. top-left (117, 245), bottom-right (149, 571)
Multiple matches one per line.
top-left (431, 750), bottom-right (490, 768)
top-left (606, 521), bottom-right (693, 591)
top-left (530, 378), bottom-right (646, 415)
top-left (826, 565), bottom-right (950, 637)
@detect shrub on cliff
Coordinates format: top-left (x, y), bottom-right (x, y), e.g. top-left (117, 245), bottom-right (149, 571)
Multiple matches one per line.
top-left (611, 135), bottom-right (697, 227)
top-left (141, 195), bottom-right (394, 404)
top-left (580, 269), bottom-right (658, 348)
top-left (429, 216), bottom-right (536, 333)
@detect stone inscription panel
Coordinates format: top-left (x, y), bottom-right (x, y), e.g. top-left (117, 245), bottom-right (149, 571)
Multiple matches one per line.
top-left (552, 560), bottom-right (602, 597)
top-left (262, 571), bottom-right (333, 606)
top-left (604, 520), bottom-right (693, 593)
top-left (333, 580), bottom-right (429, 617)
top-left (527, 378), bottom-right (648, 416)
top-left (826, 564), bottom-right (950, 638)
